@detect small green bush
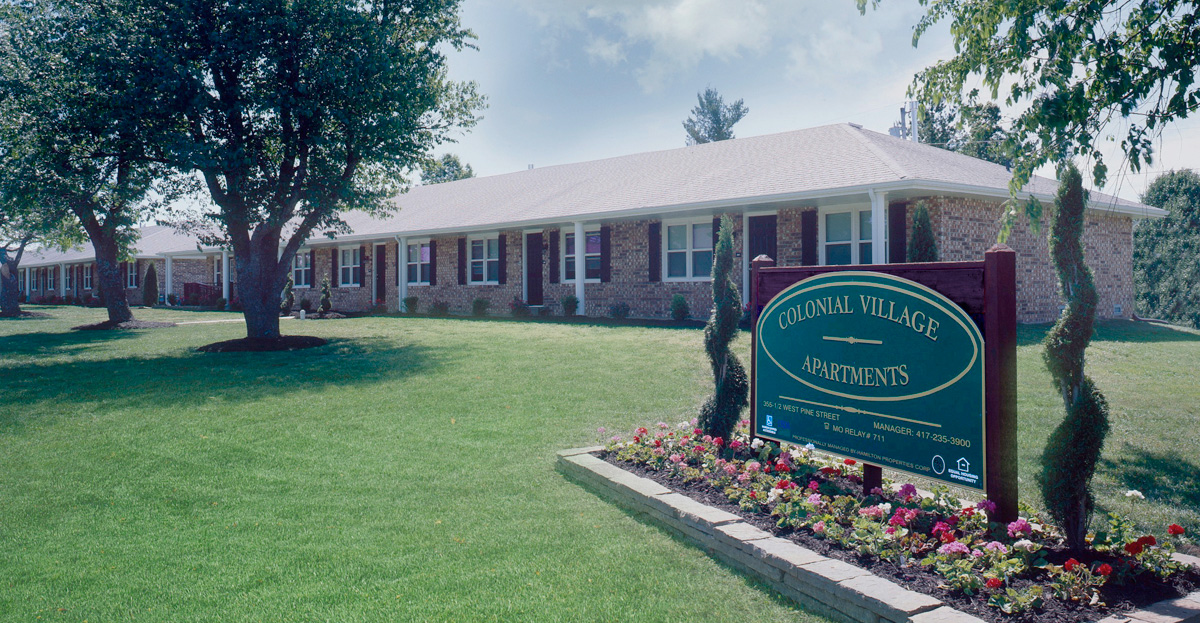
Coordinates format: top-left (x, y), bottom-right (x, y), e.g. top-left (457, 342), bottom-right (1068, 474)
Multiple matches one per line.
top-left (608, 302), bottom-right (631, 319)
top-left (561, 295), bottom-right (579, 316)
top-left (143, 262), bottom-right (159, 307)
top-left (430, 301), bottom-right (450, 316)
top-left (510, 297), bottom-right (531, 317)
top-left (907, 201), bottom-right (939, 262)
top-left (670, 294), bottom-right (690, 321)
top-left (472, 298), bottom-right (490, 316)
top-left (299, 298), bottom-right (313, 313)
top-left (215, 297), bottom-right (227, 310)
top-left (167, 293), bottom-right (178, 306)
top-left (318, 277), bottom-right (332, 313)
top-left (403, 296), bottom-right (419, 314)
top-left (280, 273), bottom-right (295, 315)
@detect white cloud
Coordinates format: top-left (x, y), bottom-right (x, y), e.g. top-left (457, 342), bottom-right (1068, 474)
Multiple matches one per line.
top-left (584, 35), bottom-right (626, 65)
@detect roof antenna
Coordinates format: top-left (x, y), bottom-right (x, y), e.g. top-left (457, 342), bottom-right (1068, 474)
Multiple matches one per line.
top-left (528, 164), bottom-right (534, 170)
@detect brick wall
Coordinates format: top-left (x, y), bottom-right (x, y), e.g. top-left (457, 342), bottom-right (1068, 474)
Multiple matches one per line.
top-left (777, 207), bottom-right (816, 266)
top-left (403, 232), bottom-right (524, 315)
top-left (921, 196), bottom-right (1133, 323)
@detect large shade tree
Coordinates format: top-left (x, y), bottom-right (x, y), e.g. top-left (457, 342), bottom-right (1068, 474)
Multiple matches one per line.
top-left (0, 0), bottom-right (183, 325)
top-left (0, 198), bottom-right (77, 316)
top-left (420, 153), bottom-right (474, 185)
top-left (142, 0), bottom-right (484, 339)
top-left (1133, 169), bottom-right (1200, 327)
top-left (682, 88), bottom-right (748, 145)
top-left (861, 0), bottom-right (1200, 192)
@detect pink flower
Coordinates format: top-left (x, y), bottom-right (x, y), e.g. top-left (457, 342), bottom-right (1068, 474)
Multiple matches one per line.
top-left (888, 508), bottom-right (919, 527)
top-left (977, 499), bottom-right (998, 513)
top-left (813, 521), bottom-right (826, 534)
top-left (984, 541), bottom-right (1008, 554)
top-left (898, 483), bottom-right (918, 499)
top-left (870, 487), bottom-right (885, 496)
top-left (885, 526), bottom-right (896, 535)
top-left (931, 521), bottom-right (952, 536)
top-left (739, 419), bottom-right (750, 428)
top-left (730, 440), bottom-right (743, 450)
top-left (808, 480), bottom-right (820, 492)
top-left (807, 493), bottom-right (823, 505)
top-left (652, 448), bottom-right (665, 456)
top-left (1007, 518), bottom-right (1032, 538)
top-left (737, 473), bottom-right (750, 483)
top-left (669, 453), bottom-right (683, 463)
top-left (703, 435), bottom-right (713, 443)
top-left (723, 463), bottom-right (738, 476)
top-left (858, 505), bottom-right (885, 519)
top-left (938, 541), bottom-right (970, 556)
top-left (657, 422), bottom-right (669, 429)
top-left (746, 461), bottom-right (761, 473)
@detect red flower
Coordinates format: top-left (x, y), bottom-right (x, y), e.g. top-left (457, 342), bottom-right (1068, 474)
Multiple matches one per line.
top-left (713, 437), bottom-right (724, 447)
top-left (1137, 535), bottom-right (1157, 547)
top-left (633, 436), bottom-right (641, 444)
top-left (777, 479), bottom-right (795, 490)
top-left (636, 427), bottom-right (648, 435)
top-left (730, 440), bottom-right (743, 450)
top-left (694, 445), bottom-right (705, 453)
top-left (749, 491), bottom-right (757, 499)
top-left (819, 467), bottom-right (839, 475)
top-left (940, 531), bottom-right (957, 544)
top-left (844, 459), bottom-right (857, 466)
top-left (1064, 558), bottom-right (1079, 572)
top-left (1096, 563), bottom-right (1113, 576)
top-left (1169, 524), bottom-right (1186, 536)
top-left (693, 428), bottom-right (703, 436)
top-left (775, 461), bottom-right (790, 473)
top-left (986, 578), bottom-right (1003, 589)
top-left (653, 439), bottom-right (662, 447)
top-left (1124, 541), bottom-right (1144, 556)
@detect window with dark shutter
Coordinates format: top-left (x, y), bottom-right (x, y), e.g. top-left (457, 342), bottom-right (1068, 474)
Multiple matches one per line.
top-left (888, 202), bottom-right (908, 263)
top-left (801, 210), bottom-right (818, 266)
top-left (135, 260), bottom-right (140, 288)
top-left (331, 248), bottom-right (339, 287)
top-left (457, 238), bottom-right (466, 285)
top-left (358, 245), bottom-right (367, 286)
top-left (648, 222), bottom-right (661, 282)
top-left (712, 217), bottom-right (721, 250)
top-left (497, 234), bottom-right (508, 284)
top-left (548, 231), bottom-right (559, 284)
top-left (600, 226), bottom-right (611, 282)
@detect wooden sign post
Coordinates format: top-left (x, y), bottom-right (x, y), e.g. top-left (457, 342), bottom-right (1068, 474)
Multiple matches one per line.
top-left (749, 246), bottom-right (1018, 523)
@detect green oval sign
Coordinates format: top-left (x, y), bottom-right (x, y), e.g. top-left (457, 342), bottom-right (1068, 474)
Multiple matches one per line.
top-left (754, 271), bottom-right (986, 490)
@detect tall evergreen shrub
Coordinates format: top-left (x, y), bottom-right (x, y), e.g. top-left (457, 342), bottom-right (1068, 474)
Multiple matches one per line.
top-left (1038, 163), bottom-right (1110, 552)
top-left (698, 215), bottom-right (748, 441)
top-left (143, 263), bottom-right (159, 307)
top-left (319, 277), bottom-right (332, 313)
top-left (280, 273), bottom-right (295, 315)
top-left (907, 201), bottom-right (939, 262)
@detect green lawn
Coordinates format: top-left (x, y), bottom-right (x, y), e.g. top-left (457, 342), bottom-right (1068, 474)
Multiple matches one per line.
top-left (0, 307), bottom-right (1196, 622)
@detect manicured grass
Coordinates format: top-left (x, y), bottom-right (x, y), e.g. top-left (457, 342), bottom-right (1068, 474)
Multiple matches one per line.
top-left (1, 307), bottom-right (1196, 622)
top-left (0, 306), bottom-right (829, 623)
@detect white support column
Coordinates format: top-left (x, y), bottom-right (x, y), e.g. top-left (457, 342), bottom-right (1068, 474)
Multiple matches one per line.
top-left (221, 249), bottom-right (230, 308)
top-left (165, 256), bottom-right (174, 300)
top-left (397, 236), bottom-right (408, 301)
top-left (869, 190), bottom-right (887, 264)
top-left (573, 221), bottom-right (586, 315)
top-left (59, 263), bottom-right (66, 297)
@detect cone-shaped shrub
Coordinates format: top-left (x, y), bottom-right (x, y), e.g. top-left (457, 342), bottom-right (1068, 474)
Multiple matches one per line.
top-left (319, 277), bottom-right (332, 313)
top-left (907, 201), bottom-right (938, 262)
top-left (280, 273), bottom-right (295, 315)
top-left (143, 262), bottom-right (159, 307)
top-left (1038, 162), bottom-right (1110, 552)
top-left (698, 215), bottom-right (748, 440)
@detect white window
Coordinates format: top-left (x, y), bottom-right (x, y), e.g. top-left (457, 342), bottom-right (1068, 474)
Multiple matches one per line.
top-left (822, 207), bottom-right (887, 266)
top-left (19, 268), bottom-right (27, 293)
top-left (292, 252), bottom-right (312, 288)
top-left (469, 236), bottom-right (499, 284)
top-left (563, 229), bottom-right (601, 282)
top-left (407, 241), bottom-right (431, 285)
top-left (339, 247), bottom-right (361, 286)
top-left (31, 269), bottom-right (39, 291)
top-left (126, 262), bottom-right (138, 288)
top-left (47, 267), bottom-right (57, 291)
top-left (664, 220), bottom-right (714, 280)
top-left (65, 266), bottom-right (73, 290)
top-left (83, 265), bottom-right (92, 290)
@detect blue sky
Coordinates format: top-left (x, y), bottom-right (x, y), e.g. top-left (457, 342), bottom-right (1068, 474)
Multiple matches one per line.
top-left (437, 0), bottom-right (1200, 203)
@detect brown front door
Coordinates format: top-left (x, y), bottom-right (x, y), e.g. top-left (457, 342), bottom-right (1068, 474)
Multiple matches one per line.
top-left (748, 215), bottom-right (778, 262)
top-left (525, 233), bottom-right (544, 306)
top-left (375, 245), bottom-right (387, 305)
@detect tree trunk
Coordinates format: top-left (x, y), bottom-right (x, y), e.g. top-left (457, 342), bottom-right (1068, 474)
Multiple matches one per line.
top-left (237, 240), bottom-right (288, 340)
top-left (94, 238), bottom-right (133, 324)
top-left (0, 268), bottom-right (20, 316)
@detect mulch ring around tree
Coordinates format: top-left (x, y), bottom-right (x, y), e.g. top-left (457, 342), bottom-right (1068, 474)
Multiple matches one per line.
top-left (197, 335), bottom-right (327, 353)
top-left (72, 319), bottom-right (177, 330)
top-left (290, 311), bottom-right (345, 319)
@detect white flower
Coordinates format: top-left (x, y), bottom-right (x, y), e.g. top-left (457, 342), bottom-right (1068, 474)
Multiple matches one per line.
top-left (879, 503), bottom-right (892, 514)
top-left (751, 438), bottom-right (764, 450)
top-left (805, 443), bottom-right (816, 451)
top-left (1125, 489), bottom-right (1145, 499)
top-left (767, 488), bottom-right (781, 504)
top-left (789, 449), bottom-right (805, 460)
top-left (1013, 539), bottom-right (1038, 552)
top-left (678, 421), bottom-right (690, 429)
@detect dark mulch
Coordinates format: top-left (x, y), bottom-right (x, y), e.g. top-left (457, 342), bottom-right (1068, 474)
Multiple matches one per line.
top-left (197, 335), bottom-right (327, 352)
top-left (73, 319), bottom-right (177, 330)
top-left (599, 452), bottom-right (1200, 623)
top-left (0, 310), bottom-right (52, 319)
top-left (291, 311), bottom-right (345, 320)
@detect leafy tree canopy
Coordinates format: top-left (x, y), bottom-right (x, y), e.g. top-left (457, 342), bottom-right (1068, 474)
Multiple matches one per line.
top-left (1133, 169), bottom-right (1200, 327)
top-left (683, 88), bottom-right (748, 145)
top-left (860, 0), bottom-right (1200, 191)
top-left (421, 153), bottom-right (475, 185)
top-left (920, 100), bottom-right (1012, 168)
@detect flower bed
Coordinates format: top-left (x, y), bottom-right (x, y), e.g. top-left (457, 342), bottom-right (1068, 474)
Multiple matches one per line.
top-left (599, 421), bottom-right (1199, 623)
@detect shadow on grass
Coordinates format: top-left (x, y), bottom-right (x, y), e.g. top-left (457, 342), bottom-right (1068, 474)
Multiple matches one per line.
top-left (0, 329), bottom-right (142, 358)
top-left (0, 337), bottom-right (442, 434)
top-left (370, 313), bottom-right (709, 332)
top-left (1100, 445), bottom-right (1200, 510)
top-left (1016, 320), bottom-right (1200, 347)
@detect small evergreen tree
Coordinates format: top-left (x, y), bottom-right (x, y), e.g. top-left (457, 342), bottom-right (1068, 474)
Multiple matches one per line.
top-left (670, 294), bottom-right (690, 321)
top-left (907, 202), bottom-right (939, 262)
top-left (142, 262), bottom-right (159, 307)
top-left (318, 277), bottom-right (332, 314)
top-left (698, 215), bottom-right (749, 441)
top-left (280, 273), bottom-right (295, 315)
top-left (1038, 162), bottom-right (1110, 552)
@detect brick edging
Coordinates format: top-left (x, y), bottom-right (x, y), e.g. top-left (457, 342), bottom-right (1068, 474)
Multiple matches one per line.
top-left (557, 447), bottom-right (1200, 623)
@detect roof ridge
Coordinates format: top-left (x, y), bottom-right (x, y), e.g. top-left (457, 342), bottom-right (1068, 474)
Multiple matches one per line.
top-left (840, 123), bottom-right (910, 180)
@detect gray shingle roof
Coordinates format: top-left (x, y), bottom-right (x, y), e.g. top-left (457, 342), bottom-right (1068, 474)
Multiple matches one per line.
top-left (21, 225), bottom-right (201, 268)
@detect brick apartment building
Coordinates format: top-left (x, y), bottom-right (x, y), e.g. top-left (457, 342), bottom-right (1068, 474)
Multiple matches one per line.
top-left (15, 124), bottom-right (1165, 323)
